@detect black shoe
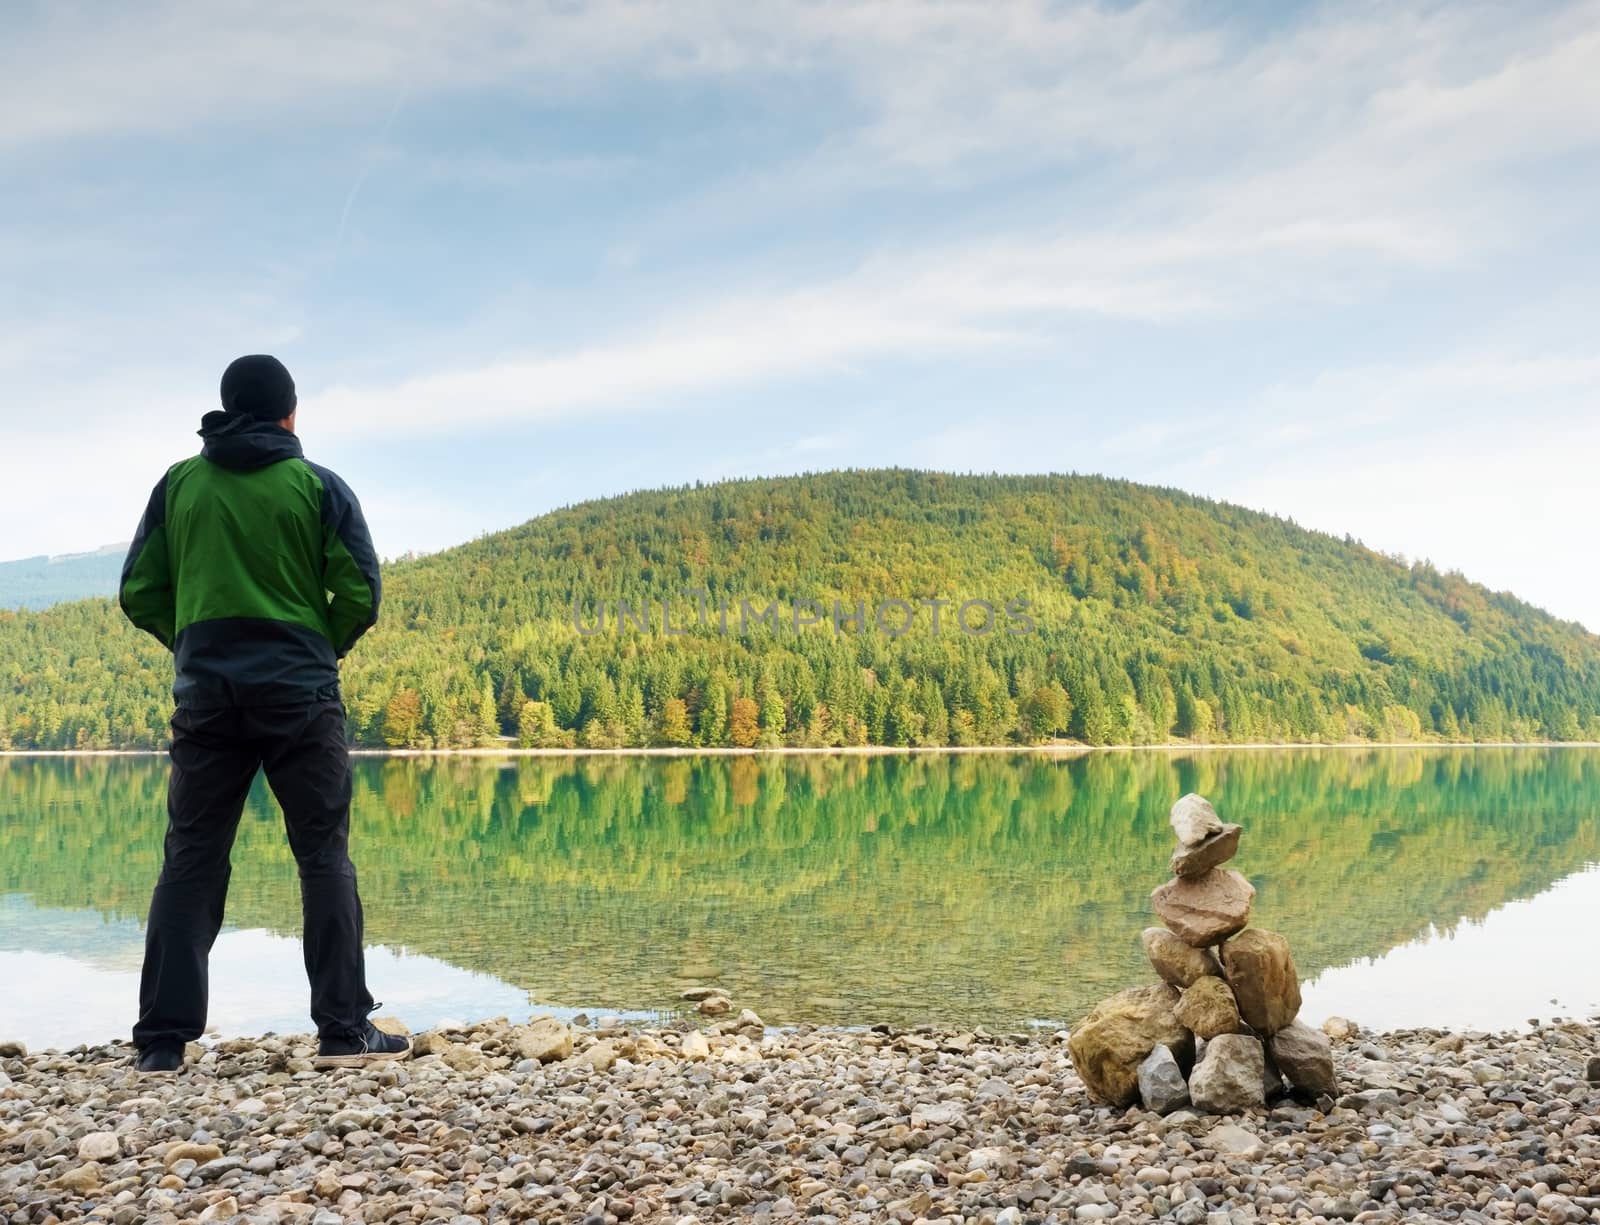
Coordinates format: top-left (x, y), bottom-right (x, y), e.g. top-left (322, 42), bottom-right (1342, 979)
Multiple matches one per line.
top-left (136, 1044), bottom-right (183, 1074)
top-left (314, 1022), bottom-right (412, 1069)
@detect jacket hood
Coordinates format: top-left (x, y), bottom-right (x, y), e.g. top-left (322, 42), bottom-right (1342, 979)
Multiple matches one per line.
top-left (198, 410), bottom-right (304, 471)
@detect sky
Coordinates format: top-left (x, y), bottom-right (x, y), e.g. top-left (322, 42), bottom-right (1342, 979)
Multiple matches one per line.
top-left (2, 0), bottom-right (1598, 629)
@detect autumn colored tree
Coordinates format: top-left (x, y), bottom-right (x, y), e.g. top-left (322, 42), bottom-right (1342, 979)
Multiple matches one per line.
top-left (382, 688), bottom-right (423, 747)
top-left (729, 696), bottom-right (761, 748)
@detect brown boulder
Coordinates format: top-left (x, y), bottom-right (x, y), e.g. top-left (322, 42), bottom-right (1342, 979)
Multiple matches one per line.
top-left (1066, 985), bottom-right (1194, 1107)
top-left (1151, 869), bottom-right (1255, 947)
top-left (1174, 976), bottom-right (1241, 1039)
top-left (1269, 1020), bottom-right (1337, 1098)
top-left (1222, 928), bottom-right (1301, 1034)
top-left (1141, 927), bottom-right (1222, 988)
top-left (1170, 824), bottom-right (1242, 879)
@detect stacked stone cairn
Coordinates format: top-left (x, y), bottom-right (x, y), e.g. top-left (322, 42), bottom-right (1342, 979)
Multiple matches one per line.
top-left (1066, 793), bottom-right (1338, 1114)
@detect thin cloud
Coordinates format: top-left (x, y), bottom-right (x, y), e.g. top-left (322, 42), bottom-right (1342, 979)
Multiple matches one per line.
top-left (332, 86), bottom-right (412, 260)
top-left (309, 197), bottom-right (1473, 436)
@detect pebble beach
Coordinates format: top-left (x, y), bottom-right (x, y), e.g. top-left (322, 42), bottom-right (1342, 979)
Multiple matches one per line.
top-left (4, 1015), bottom-right (1600, 1225)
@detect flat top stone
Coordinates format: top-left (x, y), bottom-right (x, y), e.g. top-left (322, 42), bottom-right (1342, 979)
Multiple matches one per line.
top-left (1170, 823), bottom-right (1242, 878)
top-left (1151, 869), bottom-right (1255, 948)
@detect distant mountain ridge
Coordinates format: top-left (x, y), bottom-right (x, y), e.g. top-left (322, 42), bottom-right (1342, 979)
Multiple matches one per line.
top-left (0, 544), bottom-right (125, 611)
top-left (2, 470), bottom-right (1597, 749)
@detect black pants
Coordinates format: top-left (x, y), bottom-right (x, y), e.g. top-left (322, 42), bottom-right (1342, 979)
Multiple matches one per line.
top-left (133, 700), bottom-right (374, 1050)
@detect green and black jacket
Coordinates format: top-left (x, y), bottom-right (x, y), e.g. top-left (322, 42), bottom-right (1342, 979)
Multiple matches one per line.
top-left (119, 412), bottom-right (381, 707)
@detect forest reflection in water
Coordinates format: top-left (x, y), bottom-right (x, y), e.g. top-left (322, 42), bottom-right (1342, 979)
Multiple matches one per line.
top-left (2, 746), bottom-right (1598, 1043)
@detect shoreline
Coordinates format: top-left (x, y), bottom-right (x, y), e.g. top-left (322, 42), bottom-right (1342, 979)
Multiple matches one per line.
top-left (4, 1017), bottom-right (1598, 1224)
top-left (6, 1009), bottom-right (1600, 1061)
top-left (6, 739), bottom-right (1600, 759)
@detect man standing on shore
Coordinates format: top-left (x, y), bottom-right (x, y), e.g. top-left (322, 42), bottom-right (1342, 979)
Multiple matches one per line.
top-left (118, 354), bottom-right (411, 1072)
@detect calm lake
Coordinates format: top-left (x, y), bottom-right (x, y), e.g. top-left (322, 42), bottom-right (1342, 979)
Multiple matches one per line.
top-left (3, 748), bottom-right (1599, 1049)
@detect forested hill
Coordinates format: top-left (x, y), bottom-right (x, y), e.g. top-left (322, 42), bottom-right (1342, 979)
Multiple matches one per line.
top-left (3, 470), bottom-right (1598, 750)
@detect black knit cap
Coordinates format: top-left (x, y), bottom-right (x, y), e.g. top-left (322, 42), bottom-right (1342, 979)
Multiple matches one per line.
top-left (219, 354), bottom-right (297, 422)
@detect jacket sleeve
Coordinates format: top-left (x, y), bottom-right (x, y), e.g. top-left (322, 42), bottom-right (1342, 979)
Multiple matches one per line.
top-left (119, 473), bottom-right (176, 649)
top-left (317, 467), bottom-right (381, 657)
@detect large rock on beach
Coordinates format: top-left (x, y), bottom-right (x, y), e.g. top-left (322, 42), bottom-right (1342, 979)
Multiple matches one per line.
top-left (1141, 927), bottom-right (1222, 988)
top-left (1170, 794), bottom-right (1224, 846)
top-left (1067, 984), bottom-right (1193, 1107)
top-left (1189, 1033), bottom-right (1266, 1113)
top-left (1270, 1019), bottom-right (1337, 1098)
top-left (1137, 1044), bottom-right (1191, 1114)
top-left (1174, 976), bottom-right (1241, 1039)
top-left (1170, 824), bottom-right (1242, 878)
top-left (1151, 869), bottom-right (1255, 947)
top-left (1222, 928), bottom-right (1301, 1034)
top-left (513, 1016), bottom-right (573, 1064)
